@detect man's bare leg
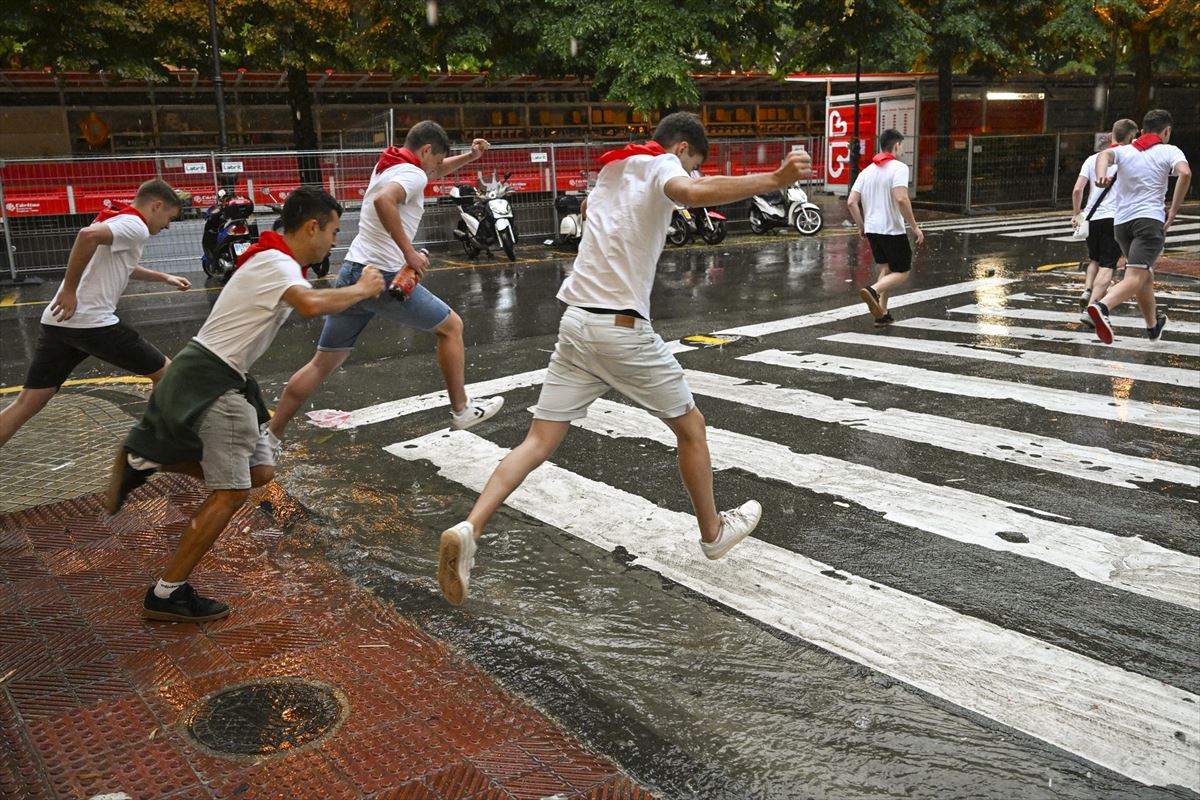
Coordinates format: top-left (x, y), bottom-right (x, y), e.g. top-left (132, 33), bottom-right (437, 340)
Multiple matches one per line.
top-left (432, 311), bottom-right (468, 413)
top-left (267, 350), bottom-right (350, 438)
top-left (464, 419), bottom-right (571, 538)
top-left (661, 407), bottom-right (721, 541)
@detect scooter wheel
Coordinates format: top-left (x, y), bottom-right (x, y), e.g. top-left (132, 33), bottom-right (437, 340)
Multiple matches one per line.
top-left (748, 208), bottom-right (767, 235)
top-left (796, 208), bottom-right (823, 236)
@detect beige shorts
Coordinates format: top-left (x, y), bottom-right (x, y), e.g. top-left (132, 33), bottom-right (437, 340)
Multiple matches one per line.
top-left (197, 390), bottom-right (275, 490)
top-left (533, 307), bottom-right (695, 421)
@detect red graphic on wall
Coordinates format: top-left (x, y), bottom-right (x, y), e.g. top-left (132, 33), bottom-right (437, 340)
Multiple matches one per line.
top-left (825, 104), bottom-right (877, 187)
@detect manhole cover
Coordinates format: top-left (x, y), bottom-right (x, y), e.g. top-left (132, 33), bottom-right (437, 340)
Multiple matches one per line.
top-left (182, 678), bottom-right (348, 759)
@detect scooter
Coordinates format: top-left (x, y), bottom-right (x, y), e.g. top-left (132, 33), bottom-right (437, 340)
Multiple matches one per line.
top-left (692, 206), bottom-right (728, 245)
top-left (748, 182), bottom-right (823, 236)
top-left (666, 206), bottom-right (694, 247)
top-left (546, 192), bottom-right (586, 248)
top-left (448, 172), bottom-right (518, 261)
top-left (263, 188), bottom-right (330, 279)
top-left (201, 188), bottom-right (258, 282)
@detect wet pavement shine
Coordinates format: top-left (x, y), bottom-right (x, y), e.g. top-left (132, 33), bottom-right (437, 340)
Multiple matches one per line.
top-left (2, 203), bottom-right (1199, 800)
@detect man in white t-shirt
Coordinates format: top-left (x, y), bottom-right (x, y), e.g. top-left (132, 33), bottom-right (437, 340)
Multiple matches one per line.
top-left (1087, 109), bottom-right (1192, 344)
top-left (0, 179), bottom-right (189, 450)
top-left (108, 188), bottom-right (385, 623)
top-left (847, 129), bottom-right (924, 326)
top-left (1071, 118), bottom-right (1137, 319)
top-left (434, 112), bottom-right (812, 606)
top-left (266, 121), bottom-right (504, 444)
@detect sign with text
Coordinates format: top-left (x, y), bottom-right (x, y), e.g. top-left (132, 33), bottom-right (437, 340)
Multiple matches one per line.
top-left (184, 162), bottom-right (208, 174)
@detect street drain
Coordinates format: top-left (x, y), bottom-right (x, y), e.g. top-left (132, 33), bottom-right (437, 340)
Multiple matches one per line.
top-left (181, 678), bottom-right (348, 759)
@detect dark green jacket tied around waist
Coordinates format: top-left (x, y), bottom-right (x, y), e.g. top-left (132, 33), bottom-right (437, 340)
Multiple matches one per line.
top-left (125, 340), bottom-right (270, 465)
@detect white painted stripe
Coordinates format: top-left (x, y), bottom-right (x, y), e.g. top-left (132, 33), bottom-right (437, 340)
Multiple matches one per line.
top-left (1165, 233), bottom-right (1200, 246)
top-left (739, 349), bottom-right (1200, 435)
top-left (1048, 223), bottom-right (1200, 243)
top-left (683, 369), bottom-right (1199, 488)
top-left (713, 278), bottom-right (1018, 338)
top-left (1003, 227), bottom-right (1076, 238)
top-left (950, 304), bottom-right (1200, 334)
top-left (578, 397), bottom-right (1200, 607)
top-left (918, 213), bottom-right (1054, 230)
top-left (821, 332), bottom-right (1200, 388)
top-left (949, 219), bottom-right (1073, 234)
top-left (891, 318), bottom-right (1200, 358)
top-left (317, 368), bottom-right (547, 430)
top-left (1053, 285), bottom-right (1200, 302)
top-left (387, 430), bottom-right (1200, 791)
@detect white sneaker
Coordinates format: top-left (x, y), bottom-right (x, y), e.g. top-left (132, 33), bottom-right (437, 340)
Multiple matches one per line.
top-left (450, 396), bottom-right (505, 431)
top-left (438, 522), bottom-right (477, 605)
top-left (700, 500), bottom-right (762, 560)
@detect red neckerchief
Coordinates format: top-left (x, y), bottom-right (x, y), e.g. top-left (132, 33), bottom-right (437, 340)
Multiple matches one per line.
top-left (93, 204), bottom-right (147, 225)
top-left (236, 230), bottom-right (295, 268)
top-left (1131, 134), bottom-right (1163, 151)
top-left (872, 153), bottom-right (897, 166)
top-left (374, 146), bottom-right (422, 174)
top-left (597, 141), bottom-right (666, 165)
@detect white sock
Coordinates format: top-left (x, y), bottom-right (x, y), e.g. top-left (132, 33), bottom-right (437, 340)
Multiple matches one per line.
top-left (153, 578), bottom-right (185, 599)
top-left (451, 399), bottom-right (474, 417)
top-left (127, 454), bottom-right (160, 470)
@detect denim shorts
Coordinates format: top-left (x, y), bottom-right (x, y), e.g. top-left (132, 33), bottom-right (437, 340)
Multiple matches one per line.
top-left (317, 260), bottom-right (453, 351)
top-left (532, 307), bottom-right (695, 421)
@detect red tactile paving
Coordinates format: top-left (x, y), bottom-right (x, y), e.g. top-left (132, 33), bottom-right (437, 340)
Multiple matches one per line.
top-left (0, 476), bottom-right (654, 800)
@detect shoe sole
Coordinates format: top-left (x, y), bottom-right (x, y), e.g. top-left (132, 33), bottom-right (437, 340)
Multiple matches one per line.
top-left (104, 444), bottom-right (129, 515)
top-left (142, 607), bottom-right (230, 623)
top-left (859, 288), bottom-right (884, 319)
top-left (702, 510), bottom-right (763, 560)
top-left (449, 397), bottom-right (506, 432)
top-left (1087, 306), bottom-right (1113, 344)
top-left (438, 529), bottom-right (468, 605)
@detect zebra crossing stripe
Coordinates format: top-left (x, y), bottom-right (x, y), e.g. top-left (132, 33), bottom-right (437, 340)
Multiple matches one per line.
top-left (739, 349), bottom-right (1200, 435)
top-left (1048, 223), bottom-right (1200, 244)
top-left (1054, 286), bottom-right (1200, 302)
top-left (950, 304), bottom-right (1200, 334)
top-left (891, 318), bottom-right (1200, 358)
top-left (385, 428), bottom-right (1200, 791)
top-left (712, 278), bottom-right (1017, 338)
top-left (918, 213), bottom-right (1052, 230)
top-left (1009, 291), bottom-right (1200, 308)
top-left (682, 369), bottom-right (1199, 489)
top-left (942, 219), bottom-right (1072, 235)
top-left (820, 332), bottom-right (1200, 388)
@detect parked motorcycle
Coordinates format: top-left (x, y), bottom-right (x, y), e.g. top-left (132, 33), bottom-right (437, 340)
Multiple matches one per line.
top-left (691, 206), bottom-right (728, 245)
top-left (666, 206), bottom-right (694, 247)
top-left (201, 188), bottom-right (258, 282)
top-left (448, 172), bottom-right (518, 261)
top-left (748, 182), bottom-right (823, 236)
top-left (547, 192), bottom-right (586, 248)
top-left (264, 188), bottom-right (330, 279)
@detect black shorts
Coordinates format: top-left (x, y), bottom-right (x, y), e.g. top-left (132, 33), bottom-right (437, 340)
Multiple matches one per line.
top-left (866, 233), bottom-right (912, 273)
top-left (1085, 218), bottom-right (1122, 269)
top-left (23, 322), bottom-right (167, 390)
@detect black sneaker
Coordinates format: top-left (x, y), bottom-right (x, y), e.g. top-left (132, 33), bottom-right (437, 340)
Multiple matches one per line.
top-left (105, 445), bottom-right (155, 515)
top-left (1147, 313), bottom-right (1168, 342)
top-left (142, 583), bottom-right (230, 623)
top-left (873, 313), bottom-right (895, 327)
top-left (1086, 302), bottom-right (1114, 344)
top-left (859, 286), bottom-right (884, 318)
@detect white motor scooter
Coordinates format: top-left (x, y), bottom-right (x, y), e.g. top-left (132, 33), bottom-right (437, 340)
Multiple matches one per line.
top-left (448, 172), bottom-right (518, 260)
top-left (748, 182), bottom-right (823, 236)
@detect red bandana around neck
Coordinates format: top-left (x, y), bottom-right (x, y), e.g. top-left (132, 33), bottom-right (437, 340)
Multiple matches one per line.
top-left (872, 152), bottom-right (897, 166)
top-left (597, 141), bottom-right (667, 165)
top-left (374, 146), bottom-right (423, 174)
top-left (1131, 134), bottom-right (1163, 151)
top-left (93, 204), bottom-right (147, 225)
top-left (236, 230), bottom-right (295, 268)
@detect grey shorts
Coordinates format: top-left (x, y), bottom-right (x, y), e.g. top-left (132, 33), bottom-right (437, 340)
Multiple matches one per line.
top-left (197, 390), bottom-right (275, 490)
top-left (1114, 218), bottom-right (1166, 270)
top-left (532, 307), bottom-right (695, 421)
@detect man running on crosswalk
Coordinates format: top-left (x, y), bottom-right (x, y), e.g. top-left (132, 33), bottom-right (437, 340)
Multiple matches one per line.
top-left (435, 112), bottom-right (811, 605)
top-left (847, 129), bottom-right (924, 326)
top-left (1071, 118), bottom-right (1137, 321)
top-left (1086, 109), bottom-right (1192, 344)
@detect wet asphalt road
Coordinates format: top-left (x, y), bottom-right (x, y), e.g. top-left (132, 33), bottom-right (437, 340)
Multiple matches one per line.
top-left (2, 204), bottom-right (1199, 800)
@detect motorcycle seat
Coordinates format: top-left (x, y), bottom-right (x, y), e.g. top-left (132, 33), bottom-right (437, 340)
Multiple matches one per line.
top-left (760, 190), bottom-right (785, 205)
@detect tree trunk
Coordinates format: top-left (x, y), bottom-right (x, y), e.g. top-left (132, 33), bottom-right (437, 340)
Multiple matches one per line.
top-left (1130, 22), bottom-right (1152, 120)
top-left (287, 66), bottom-right (322, 186)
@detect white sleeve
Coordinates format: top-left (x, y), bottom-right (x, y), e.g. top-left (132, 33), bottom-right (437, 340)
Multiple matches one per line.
top-left (890, 163), bottom-right (909, 189)
top-left (1168, 145), bottom-right (1188, 174)
top-left (654, 156), bottom-right (689, 198)
top-left (391, 166), bottom-right (428, 202)
top-left (1078, 156), bottom-right (1092, 179)
top-left (107, 216), bottom-right (146, 254)
top-left (256, 257), bottom-right (311, 309)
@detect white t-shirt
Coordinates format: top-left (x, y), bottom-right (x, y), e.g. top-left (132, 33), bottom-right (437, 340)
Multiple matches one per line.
top-left (1078, 151), bottom-right (1119, 220)
top-left (849, 160), bottom-right (910, 236)
top-left (193, 248), bottom-right (310, 376)
top-left (1108, 143), bottom-right (1189, 225)
top-left (557, 153), bottom-right (689, 320)
top-left (41, 213), bottom-right (149, 328)
top-left (345, 163), bottom-right (428, 270)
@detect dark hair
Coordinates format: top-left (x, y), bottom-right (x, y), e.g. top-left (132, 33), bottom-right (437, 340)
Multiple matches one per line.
top-left (879, 128), bottom-right (904, 152)
top-left (280, 186), bottom-right (343, 233)
top-left (135, 178), bottom-right (181, 209)
top-left (1142, 109), bottom-right (1173, 134)
top-left (404, 120), bottom-right (451, 154)
top-left (652, 112), bottom-right (709, 160)
top-left (1112, 118), bottom-right (1139, 143)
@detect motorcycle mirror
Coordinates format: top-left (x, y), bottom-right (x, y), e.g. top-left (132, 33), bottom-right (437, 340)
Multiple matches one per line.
top-left (217, 189), bottom-right (226, 198)
top-left (503, 172), bottom-right (513, 182)
top-left (449, 187), bottom-right (460, 198)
